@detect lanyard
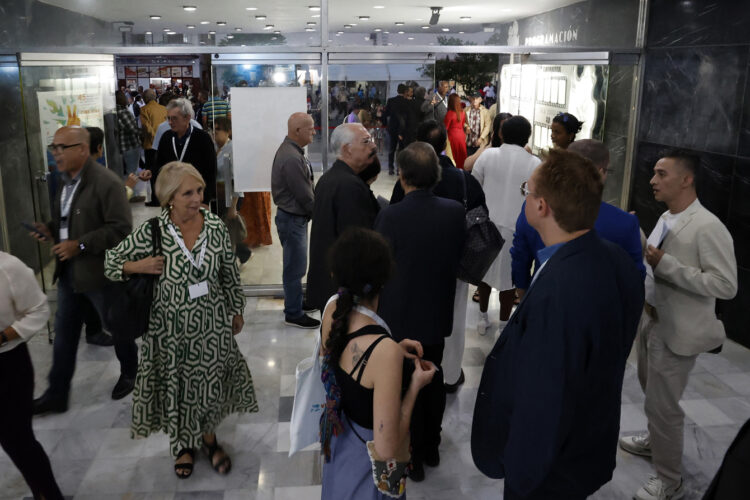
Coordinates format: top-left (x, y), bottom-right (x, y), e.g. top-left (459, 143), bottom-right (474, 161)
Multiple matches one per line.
top-left (60, 180), bottom-right (80, 218)
top-left (353, 304), bottom-right (392, 336)
top-left (172, 128), bottom-right (192, 162)
top-left (167, 224), bottom-right (207, 270)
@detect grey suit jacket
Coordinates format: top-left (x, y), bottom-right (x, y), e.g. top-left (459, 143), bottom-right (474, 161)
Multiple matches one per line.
top-left (649, 199), bottom-right (737, 356)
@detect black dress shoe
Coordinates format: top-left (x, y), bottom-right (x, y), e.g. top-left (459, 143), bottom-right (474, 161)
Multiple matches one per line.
top-left (424, 448), bottom-right (440, 467)
top-left (302, 302), bottom-right (317, 313)
top-left (145, 200), bottom-right (160, 207)
top-left (33, 392), bottom-right (68, 415)
top-left (112, 375), bottom-right (136, 400)
top-left (86, 331), bottom-right (115, 347)
top-left (284, 314), bottom-right (321, 329)
top-left (444, 369), bottom-right (465, 394)
top-left (410, 459), bottom-right (425, 482)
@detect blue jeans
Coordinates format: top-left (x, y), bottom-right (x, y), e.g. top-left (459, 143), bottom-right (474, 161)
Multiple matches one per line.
top-left (47, 265), bottom-right (138, 399)
top-left (122, 147), bottom-right (140, 176)
top-left (275, 209), bottom-right (309, 319)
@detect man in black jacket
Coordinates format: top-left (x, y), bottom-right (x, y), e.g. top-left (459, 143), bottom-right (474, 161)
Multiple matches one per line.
top-left (155, 97), bottom-right (217, 209)
top-left (471, 150), bottom-right (644, 499)
top-left (375, 141), bottom-right (466, 481)
top-left (30, 126), bottom-right (137, 414)
top-left (384, 84), bottom-right (410, 175)
top-left (306, 123), bottom-right (379, 311)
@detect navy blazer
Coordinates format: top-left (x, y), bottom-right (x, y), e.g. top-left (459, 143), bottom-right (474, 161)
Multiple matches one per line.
top-left (375, 189), bottom-right (466, 345)
top-left (472, 230), bottom-right (644, 498)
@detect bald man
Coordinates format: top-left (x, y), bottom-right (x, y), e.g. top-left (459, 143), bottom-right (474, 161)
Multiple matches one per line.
top-left (271, 112), bottom-right (320, 329)
top-left (30, 127), bottom-right (137, 414)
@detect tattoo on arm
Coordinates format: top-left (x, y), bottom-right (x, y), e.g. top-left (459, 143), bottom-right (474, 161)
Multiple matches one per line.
top-left (351, 342), bottom-right (363, 366)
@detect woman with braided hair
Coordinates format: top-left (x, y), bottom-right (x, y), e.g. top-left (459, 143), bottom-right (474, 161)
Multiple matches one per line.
top-left (319, 227), bottom-right (436, 499)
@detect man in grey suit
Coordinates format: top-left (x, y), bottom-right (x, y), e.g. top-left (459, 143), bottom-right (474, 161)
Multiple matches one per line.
top-left (422, 80), bottom-right (450, 124)
top-left (619, 150), bottom-right (738, 500)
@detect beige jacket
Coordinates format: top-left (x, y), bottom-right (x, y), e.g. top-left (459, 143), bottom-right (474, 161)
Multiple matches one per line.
top-left (139, 100), bottom-right (167, 150)
top-left (649, 199), bottom-right (738, 356)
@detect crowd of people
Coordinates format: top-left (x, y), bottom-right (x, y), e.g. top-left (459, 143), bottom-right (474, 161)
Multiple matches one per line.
top-left (0, 76), bottom-right (742, 500)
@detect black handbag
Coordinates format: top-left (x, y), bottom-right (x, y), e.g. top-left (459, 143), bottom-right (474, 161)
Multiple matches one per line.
top-left (106, 217), bottom-right (162, 340)
top-left (456, 172), bottom-right (505, 286)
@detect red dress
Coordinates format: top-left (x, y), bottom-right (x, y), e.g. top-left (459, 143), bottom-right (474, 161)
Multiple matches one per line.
top-left (444, 110), bottom-right (467, 169)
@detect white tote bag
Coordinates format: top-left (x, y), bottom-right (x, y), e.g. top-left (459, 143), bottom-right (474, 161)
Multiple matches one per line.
top-left (289, 329), bottom-right (326, 456)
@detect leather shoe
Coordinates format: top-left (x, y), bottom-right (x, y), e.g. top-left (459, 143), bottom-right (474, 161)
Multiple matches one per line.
top-left (410, 459), bottom-right (425, 482)
top-left (302, 302), bottom-right (317, 313)
top-left (33, 392), bottom-right (68, 415)
top-left (424, 448), bottom-right (440, 467)
top-left (145, 200), bottom-right (160, 207)
top-left (86, 331), bottom-right (115, 346)
top-left (112, 375), bottom-right (136, 400)
top-left (444, 369), bottom-right (465, 394)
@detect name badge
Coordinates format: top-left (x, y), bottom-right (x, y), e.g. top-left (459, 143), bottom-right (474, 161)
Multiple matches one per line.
top-left (59, 227), bottom-right (69, 241)
top-left (188, 281), bottom-right (209, 300)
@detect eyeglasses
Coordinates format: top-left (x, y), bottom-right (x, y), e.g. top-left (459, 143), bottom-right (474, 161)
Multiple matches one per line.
top-left (48, 143), bottom-right (82, 154)
top-left (520, 181), bottom-right (535, 197)
top-left (360, 137), bottom-right (374, 144)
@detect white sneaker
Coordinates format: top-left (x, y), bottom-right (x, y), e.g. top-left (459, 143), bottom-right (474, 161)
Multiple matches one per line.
top-left (477, 311), bottom-right (489, 336)
top-left (619, 432), bottom-right (652, 457)
top-left (634, 476), bottom-right (684, 500)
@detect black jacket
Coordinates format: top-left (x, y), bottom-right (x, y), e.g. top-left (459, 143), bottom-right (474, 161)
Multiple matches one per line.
top-left (156, 126), bottom-right (217, 204)
top-left (471, 230), bottom-right (644, 498)
top-left (307, 160), bottom-right (379, 311)
top-left (384, 95), bottom-right (414, 141)
top-left (390, 155), bottom-right (486, 210)
top-left (375, 189), bottom-right (465, 345)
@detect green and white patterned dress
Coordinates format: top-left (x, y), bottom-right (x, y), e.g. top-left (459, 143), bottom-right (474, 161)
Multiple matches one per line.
top-left (105, 208), bottom-right (258, 457)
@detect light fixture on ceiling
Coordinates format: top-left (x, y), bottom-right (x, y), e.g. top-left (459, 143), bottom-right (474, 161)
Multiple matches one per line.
top-left (183, 6), bottom-right (197, 12)
top-left (395, 21), bottom-right (404, 26)
top-left (246, 7), bottom-right (257, 10)
top-left (274, 30), bottom-right (281, 34)
top-left (311, 14), bottom-right (321, 18)
top-left (337, 31), bottom-right (343, 34)
top-left (209, 30), bottom-right (216, 34)
top-left (359, 16), bottom-right (370, 21)
top-left (263, 24), bottom-right (274, 30)
top-left (408, 36), bottom-right (414, 40)
top-left (163, 28), bottom-right (171, 32)
top-left (460, 16), bottom-right (471, 21)
top-left (307, 21), bottom-right (316, 25)
top-left (200, 20), bottom-right (210, 24)
top-left (149, 15), bottom-right (161, 20)
top-left (442, 28), bottom-right (449, 31)
top-left (167, 31), bottom-right (177, 35)
top-left (429, 7), bottom-right (442, 25)
top-left (255, 15), bottom-right (266, 20)
top-left (458, 31), bottom-right (464, 34)
top-left (344, 24), bottom-right (352, 29)
top-left (305, 28), bottom-right (315, 32)
top-left (397, 30), bottom-right (404, 34)
top-left (373, 5), bottom-right (385, 8)
top-left (309, 5), bottom-right (321, 11)
top-left (227, 34), bottom-right (234, 39)
top-left (350, 23), bottom-right (357, 26)
top-left (421, 25), bottom-right (430, 29)
top-left (145, 31), bottom-right (152, 34)
top-left (217, 21), bottom-right (227, 25)
top-left (235, 27), bottom-right (243, 32)
top-left (187, 25), bottom-right (195, 29)
top-left (374, 28), bottom-right (382, 32)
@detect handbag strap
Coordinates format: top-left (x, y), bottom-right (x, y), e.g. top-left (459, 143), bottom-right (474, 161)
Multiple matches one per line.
top-left (149, 217), bottom-right (162, 256)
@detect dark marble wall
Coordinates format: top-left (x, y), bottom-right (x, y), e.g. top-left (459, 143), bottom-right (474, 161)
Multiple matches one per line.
top-left (631, 0), bottom-right (750, 347)
top-left (602, 65), bottom-right (636, 206)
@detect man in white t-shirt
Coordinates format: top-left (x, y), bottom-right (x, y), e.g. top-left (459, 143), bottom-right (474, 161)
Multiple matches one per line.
top-left (619, 150), bottom-right (737, 500)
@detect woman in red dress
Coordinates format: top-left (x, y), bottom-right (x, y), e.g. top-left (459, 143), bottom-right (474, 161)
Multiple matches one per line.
top-left (444, 93), bottom-right (469, 169)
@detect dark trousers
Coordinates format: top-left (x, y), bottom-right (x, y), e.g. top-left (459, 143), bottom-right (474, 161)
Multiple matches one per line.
top-left (0, 344), bottom-right (64, 500)
top-left (145, 149), bottom-right (159, 204)
top-left (505, 486), bottom-right (586, 500)
top-left (387, 130), bottom-right (403, 172)
top-left (410, 341), bottom-right (445, 460)
top-left (80, 295), bottom-right (102, 336)
top-left (47, 265), bottom-right (138, 400)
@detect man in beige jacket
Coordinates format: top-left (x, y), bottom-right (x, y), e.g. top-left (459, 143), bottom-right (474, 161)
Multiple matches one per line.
top-left (138, 89), bottom-right (167, 200)
top-left (620, 150), bottom-right (738, 500)
top-left (465, 93), bottom-right (492, 156)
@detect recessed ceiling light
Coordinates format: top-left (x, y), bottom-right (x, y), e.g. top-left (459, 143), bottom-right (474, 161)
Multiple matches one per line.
top-left (350, 23), bottom-right (357, 26)
top-left (442, 28), bottom-right (449, 31)
top-left (235, 27), bottom-right (242, 31)
top-left (163, 28), bottom-right (171, 32)
top-left (305, 28), bottom-right (315, 32)
top-left (458, 31), bottom-right (464, 34)
top-left (311, 14), bottom-right (321, 18)
top-left (145, 31), bottom-right (152, 34)
top-left (217, 21), bottom-right (227, 25)
top-left (359, 16), bottom-right (370, 20)
top-left (246, 7), bottom-right (257, 10)
top-left (395, 22), bottom-right (405, 26)
top-left (408, 36), bottom-right (414, 40)
top-left (373, 5), bottom-right (385, 8)
top-left (255, 15), bottom-right (266, 20)
top-left (209, 30), bottom-right (216, 34)
top-left (384, 31), bottom-right (389, 34)
top-left (416, 18), bottom-right (424, 21)
top-left (307, 21), bottom-right (316, 25)
top-left (187, 25), bottom-right (195, 29)
top-left (309, 5), bottom-right (321, 11)
top-left (227, 34), bottom-right (234, 39)
top-left (421, 25), bottom-right (430, 29)
top-left (337, 31), bottom-right (343, 34)
top-left (344, 24), bottom-right (352, 29)
top-left (460, 16), bottom-right (471, 21)
top-left (183, 6), bottom-right (197, 12)
top-left (374, 28), bottom-right (382, 32)
top-left (264, 24), bottom-right (274, 30)
top-left (364, 36), bottom-right (369, 40)
top-left (271, 36), bottom-right (277, 40)
top-left (335, 33), bottom-right (341, 36)
top-left (200, 21), bottom-right (210, 24)
top-left (398, 30), bottom-right (404, 34)
top-left (149, 15), bottom-right (161, 20)
top-left (167, 31), bottom-right (176, 35)
top-left (502, 8), bottom-right (513, 12)
top-left (274, 30), bottom-right (280, 34)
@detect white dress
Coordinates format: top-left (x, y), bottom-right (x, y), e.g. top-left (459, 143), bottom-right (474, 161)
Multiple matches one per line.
top-left (471, 144), bottom-right (541, 291)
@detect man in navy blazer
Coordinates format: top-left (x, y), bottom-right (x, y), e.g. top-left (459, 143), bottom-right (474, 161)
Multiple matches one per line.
top-left (472, 149), bottom-right (644, 499)
top-left (510, 139), bottom-right (645, 297)
top-left (375, 141), bottom-right (466, 481)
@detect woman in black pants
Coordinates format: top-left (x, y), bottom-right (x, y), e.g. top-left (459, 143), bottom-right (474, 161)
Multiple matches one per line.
top-left (0, 251), bottom-right (63, 499)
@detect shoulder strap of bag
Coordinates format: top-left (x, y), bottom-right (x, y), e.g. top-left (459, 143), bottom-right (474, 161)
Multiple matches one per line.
top-left (149, 217), bottom-right (162, 256)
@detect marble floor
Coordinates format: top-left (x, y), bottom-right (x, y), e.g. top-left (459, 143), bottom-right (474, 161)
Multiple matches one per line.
top-left (2, 289), bottom-right (749, 500)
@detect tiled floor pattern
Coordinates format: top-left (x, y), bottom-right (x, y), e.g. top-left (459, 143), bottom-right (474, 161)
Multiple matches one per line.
top-left (2, 290), bottom-right (748, 499)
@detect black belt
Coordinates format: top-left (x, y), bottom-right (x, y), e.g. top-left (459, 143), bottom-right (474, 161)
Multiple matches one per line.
top-left (278, 207), bottom-right (307, 218)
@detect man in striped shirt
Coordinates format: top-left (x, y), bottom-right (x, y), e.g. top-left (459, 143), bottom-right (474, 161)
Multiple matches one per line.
top-left (202, 87), bottom-right (231, 129)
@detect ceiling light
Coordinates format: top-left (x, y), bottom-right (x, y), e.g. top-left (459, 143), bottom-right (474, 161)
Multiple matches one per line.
top-left (364, 36), bottom-right (369, 40)
top-left (335, 33), bottom-right (341, 36)
top-left (163, 28), bottom-right (171, 32)
top-left (187, 25), bottom-right (195, 29)
top-left (227, 35), bottom-right (234, 39)
top-left (274, 30), bottom-right (280, 34)
top-left (384, 31), bottom-right (389, 34)
top-left (408, 36), bottom-right (414, 40)
top-left (255, 15), bottom-right (266, 20)
top-left (271, 36), bottom-right (277, 40)
top-left (209, 30), bottom-right (216, 34)
top-left (350, 23), bottom-right (357, 26)
top-left (421, 25), bottom-right (430, 29)
top-left (273, 72), bottom-right (287, 83)
top-left (217, 21), bottom-right (227, 25)
top-left (167, 31), bottom-right (177, 35)
top-left (149, 15), bottom-right (161, 20)
top-left (460, 16), bottom-right (471, 21)
top-left (246, 7), bottom-right (257, 10)
top-left (183, 6), bottom-right (197, 12)
top-left (235, 27), bottom-right (242, 31)
top-left (311, 14), bottom-right (321, 18)
top-left (344, 24), bottom-right (352, 29)
top-left (359, 16), bottom-right (370, 20)
top-left (264, 24), bottom-right (274, 30)
top-left (305, 27), bottom-right (315, 32)
top-left (307, 21), bottom-right (316, 25)
top-left (395, 22), bottom-right (405, 26)
top-left (337, 31), bottom-right (343, 34)
top-left (309, 5), bottom-right (321, 11)
top-left (442, 28), bottom-right (449, 31)
top-left (373, 5), bottom-right (385, 8)
top-left (415, 18), bottom-right (423, 21)
top-left (398, 30), bottom-right (404, 34)
top-left (145, 31), bottom-right (152, 34)
top-left (458, 31), bottom-right (464, 34)
top-left (374, 28), bottom-right (382, 32)
top-left (200, 20), bottom-right (210, 24)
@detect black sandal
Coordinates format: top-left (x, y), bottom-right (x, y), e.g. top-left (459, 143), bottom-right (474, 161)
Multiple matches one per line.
top-left (202, 436), bottom-right (232, 475)
top-left (174, 448), bottom-right (194, 479)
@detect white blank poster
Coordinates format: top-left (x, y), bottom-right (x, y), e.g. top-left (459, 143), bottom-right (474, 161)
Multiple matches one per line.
top-left (230, 87), bottom-right (307, 192)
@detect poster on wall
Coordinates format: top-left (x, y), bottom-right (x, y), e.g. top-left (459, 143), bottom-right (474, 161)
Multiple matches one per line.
top-left (150, 66), bottom-right (160, 77)
top-left (116, 66), bottom-right (125, 79)
top-left (182, 66), bottom-right (193, 77)
top-left (137, 66), bottom-right (149, 77)
top-left (171, 67), bottom-right (182, 77)
top-left (37, 90), bottom-right (104, 169)
top-left (125, 67), bottom-right (137, 78)
top-left (160, 66), bottom-right (170, 77)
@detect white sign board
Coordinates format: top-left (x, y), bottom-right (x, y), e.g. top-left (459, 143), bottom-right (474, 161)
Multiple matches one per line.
top-left (230, 87), bottom-right (307, 192)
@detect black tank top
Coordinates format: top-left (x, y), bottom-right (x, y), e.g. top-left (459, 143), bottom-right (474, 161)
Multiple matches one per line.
top-left (334, 324), bottom-right (390, 430)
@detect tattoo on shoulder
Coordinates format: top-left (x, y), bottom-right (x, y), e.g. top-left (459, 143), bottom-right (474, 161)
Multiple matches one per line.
top-left (351, 342), bottom-right (363, 365)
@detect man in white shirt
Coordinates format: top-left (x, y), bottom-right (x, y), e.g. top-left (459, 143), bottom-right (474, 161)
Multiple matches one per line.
top-left (619, 150), bottom-right (738, 500)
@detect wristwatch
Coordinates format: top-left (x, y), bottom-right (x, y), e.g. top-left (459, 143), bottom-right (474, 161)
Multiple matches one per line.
top-left (0, 330), bottom-right (8, 347)
top-left (79, 241), bottom-right (86, 253)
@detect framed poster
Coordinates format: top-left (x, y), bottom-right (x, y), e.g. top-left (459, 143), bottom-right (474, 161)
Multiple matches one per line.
top-left (124, 67), bottom-right (137, 78)
top-left (182, 66), bottom-right (193, 77)
top-left (116, 66), bottom-right (125, 79)
top-left (160, 66), bottom-right (170, 77)
top-left (137, 66), bottom-right (148, 77)
top-left (150, 66), bottom-right (160, 77)
top-left (171, 67), bottom-right (182, 77)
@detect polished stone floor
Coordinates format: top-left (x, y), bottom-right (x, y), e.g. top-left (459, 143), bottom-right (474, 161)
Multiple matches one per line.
top-left (2, 293), bottom-right (749, 499)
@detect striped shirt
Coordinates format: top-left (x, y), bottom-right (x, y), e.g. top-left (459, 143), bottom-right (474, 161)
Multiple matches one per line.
top-left (202, 96), bottom-right (230, 121)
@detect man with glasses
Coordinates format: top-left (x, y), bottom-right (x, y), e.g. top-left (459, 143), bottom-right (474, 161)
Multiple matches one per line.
top-left (307, 123), bottom-right (379, 311)
top-left (29, 126), bottom-right (137, 414)
top-left (472, 149), bottom-right (644, 500)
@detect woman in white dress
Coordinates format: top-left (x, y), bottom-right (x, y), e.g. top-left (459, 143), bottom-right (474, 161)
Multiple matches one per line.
top-left (471, 116), bottom-right (541, 333)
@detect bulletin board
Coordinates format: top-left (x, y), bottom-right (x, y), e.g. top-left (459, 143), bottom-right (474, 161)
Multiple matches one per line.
top-left (230, 87), bottom-right (307, 192)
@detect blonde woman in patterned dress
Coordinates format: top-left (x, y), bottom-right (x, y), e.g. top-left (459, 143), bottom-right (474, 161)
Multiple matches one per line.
top-left (105, 161), bottom-right (258, 479)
